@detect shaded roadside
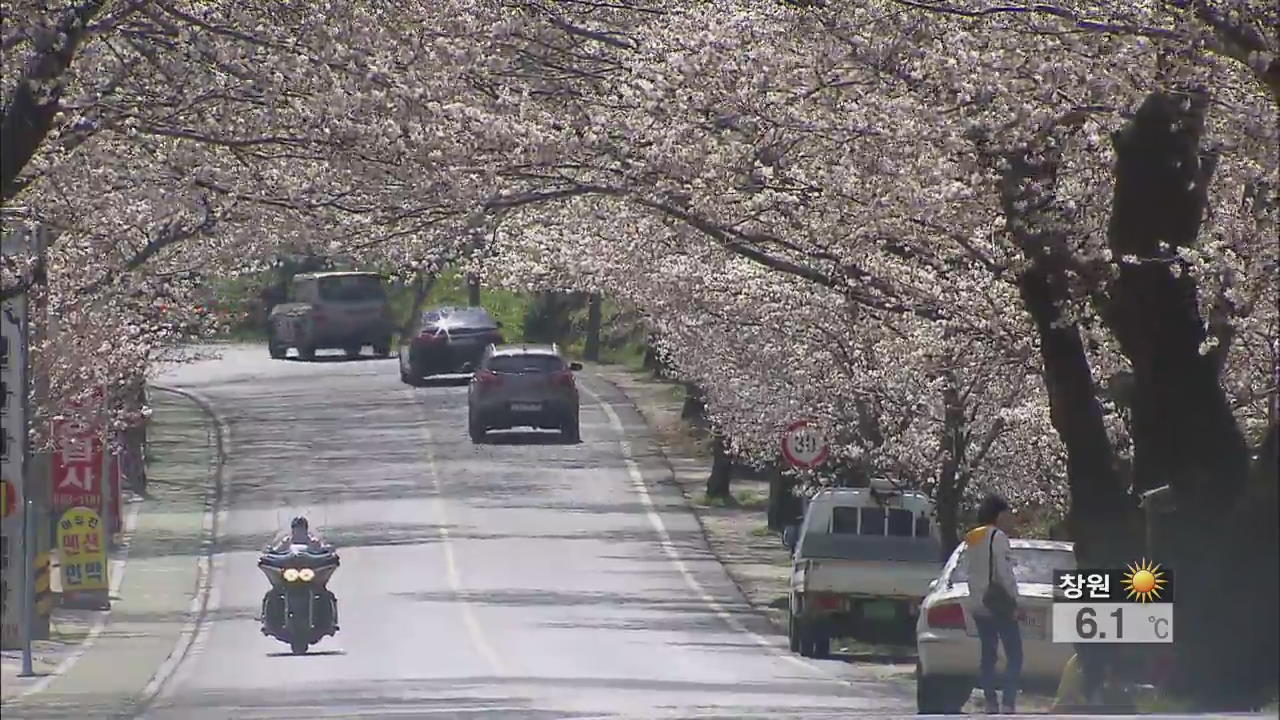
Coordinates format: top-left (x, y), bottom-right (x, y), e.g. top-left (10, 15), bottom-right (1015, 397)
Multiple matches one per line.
top-left (0, 388), bottom-right (219, 717)
top-left (586, 365), bottom-right (917, 663)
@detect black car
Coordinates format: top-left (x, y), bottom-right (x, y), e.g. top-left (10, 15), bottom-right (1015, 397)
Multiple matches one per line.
top-left (398, 306), bottom-right (504, 385)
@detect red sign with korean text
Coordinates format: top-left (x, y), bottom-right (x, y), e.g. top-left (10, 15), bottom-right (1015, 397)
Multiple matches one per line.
top-left (51, 417), bottom-right (105, 514)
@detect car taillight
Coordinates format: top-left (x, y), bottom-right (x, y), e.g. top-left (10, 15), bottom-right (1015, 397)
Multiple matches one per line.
top-left (811, 593), bottom-right (841, 610)
top-left (312, 312), bottom-right (326, 323)
top-left (476, 370), bottom-right (502, 386)
top-left (419, 330), bottom-right (443, 342)
top-left (926, 603), bottom-right (966, 629)
top-left (552, 370), bottom-right (574, 386)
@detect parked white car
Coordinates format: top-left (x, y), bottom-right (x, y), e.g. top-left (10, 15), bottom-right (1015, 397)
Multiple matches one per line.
top-left (783, 482), bottom-right (943, 658)
top-left (915, 538), bottom-right (1076, 713)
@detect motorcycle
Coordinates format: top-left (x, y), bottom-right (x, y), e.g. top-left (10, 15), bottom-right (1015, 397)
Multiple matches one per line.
top-left (257, 539), bottom-right (340, 654)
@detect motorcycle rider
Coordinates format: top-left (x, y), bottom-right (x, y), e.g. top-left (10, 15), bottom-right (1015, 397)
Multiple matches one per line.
top-left (260, 516), bottom-right (339, 634)
top-left (268, 515), bottom-right (330, 552)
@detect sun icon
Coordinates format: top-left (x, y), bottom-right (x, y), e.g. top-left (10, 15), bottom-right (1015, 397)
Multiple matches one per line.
top-left (1122, 559), bottom-right (1168, 603)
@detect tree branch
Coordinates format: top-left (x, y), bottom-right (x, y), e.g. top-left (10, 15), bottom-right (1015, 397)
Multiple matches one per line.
top-left (1, 0), bottom-right (113, 203)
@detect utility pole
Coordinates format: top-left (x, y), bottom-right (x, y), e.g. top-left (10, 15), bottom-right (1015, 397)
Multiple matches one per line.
top-left (99, 389), bottom-right (113, 549)
top-left (29, 226), bottom-right (49, 640)
top-left (1, 225), bottom-right (34, 669)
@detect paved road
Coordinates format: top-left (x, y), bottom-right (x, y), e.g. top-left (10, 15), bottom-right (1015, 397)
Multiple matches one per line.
top-left (138, 345), bottom-right (913, 718)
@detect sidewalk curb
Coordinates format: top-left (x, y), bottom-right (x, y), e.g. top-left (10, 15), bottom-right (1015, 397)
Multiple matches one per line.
top-left (6, 500), bottom-right (144, 703)
top-left (130, 383), bottom-right (227, 714)
top-left (585, 366), bottom-right (790, 635)
top-left (0, 384), bottom-right (226, 710)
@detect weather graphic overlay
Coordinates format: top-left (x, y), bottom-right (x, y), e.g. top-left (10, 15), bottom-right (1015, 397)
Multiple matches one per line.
top-left (1121, 559), bottom-right (1168, 603)
top-left (1051, 561), bottom-right (1175, 643)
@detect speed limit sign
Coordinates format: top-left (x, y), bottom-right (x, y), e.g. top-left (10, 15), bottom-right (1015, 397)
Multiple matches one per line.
top-left (781, 420), bottom-right (829, 469)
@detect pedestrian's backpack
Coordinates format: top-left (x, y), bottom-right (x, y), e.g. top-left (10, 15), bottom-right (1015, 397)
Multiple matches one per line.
top-left (982, 526), bottom-right (1017, 619)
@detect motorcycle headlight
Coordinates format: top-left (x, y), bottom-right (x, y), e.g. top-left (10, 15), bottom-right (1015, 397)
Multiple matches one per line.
top-left (282, 568), bottom-right (300, 582)
top-left (298, 568), bottom-right (316, 582)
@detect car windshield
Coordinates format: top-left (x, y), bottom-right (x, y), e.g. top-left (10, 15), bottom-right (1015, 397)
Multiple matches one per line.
top-left (950, 546), bottom-right (1075, 585)
top-left (423, 307), bottom-right (496, 329)
top-left (486, 354), bottom-right (564, 373)
top-left (317, 275), bottom-right (385, 301)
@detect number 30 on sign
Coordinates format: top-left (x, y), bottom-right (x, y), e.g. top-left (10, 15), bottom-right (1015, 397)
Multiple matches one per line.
top-left (781, 420), bottom-right (829, 469)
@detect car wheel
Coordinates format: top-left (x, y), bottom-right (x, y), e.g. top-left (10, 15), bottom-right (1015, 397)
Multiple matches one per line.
top-left (561, 415), bottom-right (581, 442)
top-left (807, 627), bottom-right (831, 659)
top-left (268, 336), bottom-right (287, 359)
top-left (373, 338), bottom-right (392, 357)
top-left (343, 344), bottom-right (362, 358)
top-left (298, 344), bottom-right (316, 361)
top-left (400, 367), bottom-right (423, 387)
top-left (469, 418), bottom-right (486, 443)
top-left (915, 663), bottom-right (973, 714)
top-left (788, 610), bottom-right (801, 653)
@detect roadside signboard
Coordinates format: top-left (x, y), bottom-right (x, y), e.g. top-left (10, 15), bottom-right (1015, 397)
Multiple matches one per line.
top-left (51, 416), bottom-right (105, 514)
top-left (1, 232), bottom-right (28, 647)
top-left (57, 506), bottom-right (110, 609)
top-left (0, 479), bottom-right (15, 519)
top-left (781, 419), bottom-right (829, 469)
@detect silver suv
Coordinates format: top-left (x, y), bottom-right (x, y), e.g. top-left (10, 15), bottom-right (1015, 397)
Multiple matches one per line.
top-left (467, 344), bottom-right (582, 443)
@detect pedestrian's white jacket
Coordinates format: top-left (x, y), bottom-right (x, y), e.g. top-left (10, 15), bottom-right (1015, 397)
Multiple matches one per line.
top-left (963, 524), bottom-right (1018, 615)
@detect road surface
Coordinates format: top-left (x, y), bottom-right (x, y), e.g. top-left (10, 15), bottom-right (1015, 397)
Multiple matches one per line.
top-left (138, 345), bottom-right (914, 718)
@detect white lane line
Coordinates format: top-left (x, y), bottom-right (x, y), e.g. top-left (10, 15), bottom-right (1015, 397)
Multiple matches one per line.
top-left (579, 382), bottom-right (855, 685)
top-left (10, 500), bottom-right (144, 701)
top-left (407, 389), bottom-right (507, 676)
top-left (136, 384), bottom-right (230, 713)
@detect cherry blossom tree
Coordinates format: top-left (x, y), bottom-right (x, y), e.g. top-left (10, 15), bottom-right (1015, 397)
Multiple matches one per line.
top-left (478, 1), bottom-right (1276, 704)
top-left (1, 0), bottom-right (517, 431)
top-left (1, 0), bottom-right (1275, 704)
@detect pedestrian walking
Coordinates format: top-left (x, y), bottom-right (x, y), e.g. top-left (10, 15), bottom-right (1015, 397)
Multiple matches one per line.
top-left (964, 493), bottom-right (1022, 713)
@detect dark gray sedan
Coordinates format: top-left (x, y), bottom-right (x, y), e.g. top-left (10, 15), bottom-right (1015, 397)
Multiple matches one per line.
top-left (398, 306), bottom-right (504, 385)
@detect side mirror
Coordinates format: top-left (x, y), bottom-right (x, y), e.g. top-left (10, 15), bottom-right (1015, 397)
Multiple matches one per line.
top-left (928, 578), bottom-right (939, 592)
top-left (569, 361), bottom-right (583, 371)
top-left (782, 524), bottom-right (799, 551)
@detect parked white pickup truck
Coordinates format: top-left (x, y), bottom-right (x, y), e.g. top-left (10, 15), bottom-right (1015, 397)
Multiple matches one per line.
top-left (783, 482), bottom-right (944, 658)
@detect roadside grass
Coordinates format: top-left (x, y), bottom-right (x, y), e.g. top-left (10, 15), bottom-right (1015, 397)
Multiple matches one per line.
top-left (697, 492), bottom-right (732, 508)
top-left (735, 489), bottom-right (768, 510)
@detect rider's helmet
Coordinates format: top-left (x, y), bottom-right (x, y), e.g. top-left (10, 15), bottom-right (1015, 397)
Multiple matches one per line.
top-left (290, 516), bottom-right (310, 543)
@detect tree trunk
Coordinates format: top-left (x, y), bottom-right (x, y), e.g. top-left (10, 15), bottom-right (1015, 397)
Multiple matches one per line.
top-left (767, 463), bottom-right (802, 531)
top-left (1, 1), bottom-right (112, 204)
top-left (641, 334), bottom-right (671, 378)
top-left (705, 431), bottom-right (732, 500)
top-left (934, 368), bottom-right (968, 557)
top-left (680, 382), bottom-right (707, 431)
top-left (995, 139), bottom-right (1144, 699)
top-left (1103, 89), bottom-right (1270, 708)
top-left (397, 272), bottom-right (437, 342)
top-left (583, 292), bottom-right (602, 361)
top-left (999, 155), bottom-right (1142, 569)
